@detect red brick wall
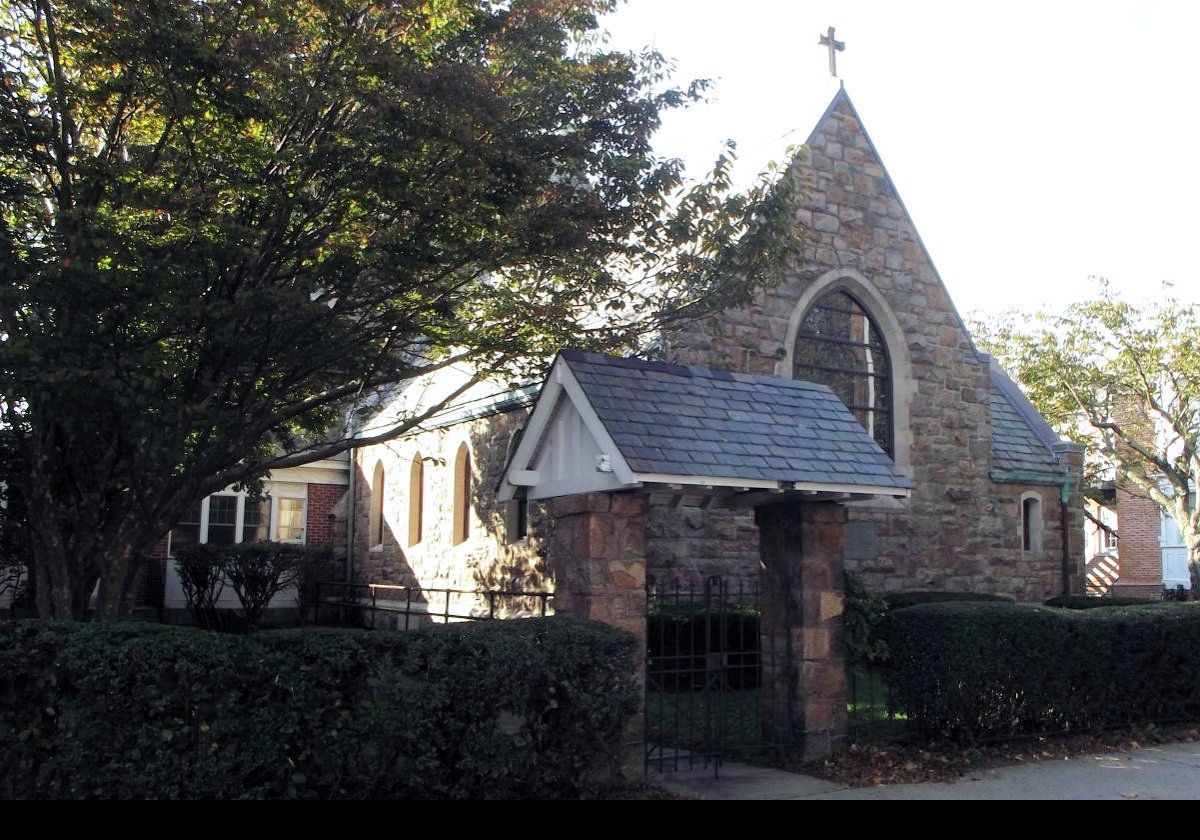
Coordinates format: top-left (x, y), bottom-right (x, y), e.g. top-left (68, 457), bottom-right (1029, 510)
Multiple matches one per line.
top-left (151, 534), bottom-right (169, 560)
top-left (307, 483), bottom-right (345, 547)
top-left (1114, 486), bottom-right (1162, 596)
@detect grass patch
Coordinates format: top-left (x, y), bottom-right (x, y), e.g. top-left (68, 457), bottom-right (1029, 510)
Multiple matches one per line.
top-left (645, 687), bottom-right (791, 764)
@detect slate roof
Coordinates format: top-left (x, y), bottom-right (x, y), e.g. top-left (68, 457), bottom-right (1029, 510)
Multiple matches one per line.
top-left (561, 350), bottom-right (911, 492)
top-left (988, 363), bottom-right (1065, 477)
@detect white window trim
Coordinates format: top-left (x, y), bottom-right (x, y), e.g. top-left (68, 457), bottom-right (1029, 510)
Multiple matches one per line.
top-left (169, 483), bottom-right (309, 554)
top-left (272, 486), bottom-right (308, 545)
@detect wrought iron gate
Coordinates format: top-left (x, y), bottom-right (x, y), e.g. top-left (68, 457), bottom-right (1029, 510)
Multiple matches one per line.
top-left (645, 575), bottom-right (797, 777)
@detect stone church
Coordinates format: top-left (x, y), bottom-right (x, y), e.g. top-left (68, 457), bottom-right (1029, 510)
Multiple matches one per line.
top-left (345, 87), bottom-right (1087, 607)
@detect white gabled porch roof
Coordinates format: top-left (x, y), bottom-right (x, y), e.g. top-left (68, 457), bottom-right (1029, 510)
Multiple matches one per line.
top-left (499, 351), bottom-right (911, 505)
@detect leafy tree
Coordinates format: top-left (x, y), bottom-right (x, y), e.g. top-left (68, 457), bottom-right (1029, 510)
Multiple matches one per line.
top-left (975, 283), bottom-right (1200, 581)
top-left (0, 432), bottom-right (29, 607)
top-left (0, 0), bottom-right (801, 618)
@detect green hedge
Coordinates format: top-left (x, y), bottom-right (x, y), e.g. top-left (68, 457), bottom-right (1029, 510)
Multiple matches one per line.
top-left (1043, 594), bottom-right (1155, 610)
top-left (0, 618), bottom-right (638, 799)
top-left (883, 590), bottom-right (1012, 610)
top-left (881, 601), bottom-right (1200, 740)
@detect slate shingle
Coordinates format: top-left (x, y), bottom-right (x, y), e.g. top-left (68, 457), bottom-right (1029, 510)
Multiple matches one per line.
top-left (987, 365), bottom-right (1064, 476)
top-left (560, 350), bottom-right (911, 491)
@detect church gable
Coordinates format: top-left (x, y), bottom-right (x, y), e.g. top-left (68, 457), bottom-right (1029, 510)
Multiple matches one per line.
top-left (655, 87), bottom-right (1085, 601)
top-left (796, 89), bottom-right (977, 356)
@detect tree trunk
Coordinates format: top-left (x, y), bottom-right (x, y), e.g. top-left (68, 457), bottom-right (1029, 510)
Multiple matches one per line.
top-left (1188, 538), bottom-right (1200, 601)
top-left (30, 532), bottom-right (100, 620)
top-left (26, 488), bottom-right (166, 620)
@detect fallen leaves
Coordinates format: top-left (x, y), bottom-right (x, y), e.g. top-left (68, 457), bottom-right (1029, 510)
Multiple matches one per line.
top-left (804, 725), bottom-right (1200, 788)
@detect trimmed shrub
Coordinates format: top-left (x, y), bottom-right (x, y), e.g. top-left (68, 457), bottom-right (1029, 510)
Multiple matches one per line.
top-left (883, 590), bottom-right (1012, 611)
top-left (881, 601), bottom-right (1200, 740)
top-left (0, 617), bottom-right (638, 799)
top-left (843, 571), bottom-right (889, 666)
top-left (175, 542), bottom-right (334, 628)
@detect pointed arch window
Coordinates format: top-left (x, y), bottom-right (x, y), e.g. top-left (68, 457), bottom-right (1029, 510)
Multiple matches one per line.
top-left (408, 454), bottom-right (424, 547)
top-left (452, 443), bottom-right (472, 545)
top-left (792, 290), bottom-right (893, 455)
top-left (370, 461), bottom-right (386, 548)
top-left (1022, 494), bottom-right (1044, 552)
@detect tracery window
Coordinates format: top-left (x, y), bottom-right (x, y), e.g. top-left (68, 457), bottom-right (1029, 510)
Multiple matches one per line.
top-left (792, 290), bottom-right (893, 455)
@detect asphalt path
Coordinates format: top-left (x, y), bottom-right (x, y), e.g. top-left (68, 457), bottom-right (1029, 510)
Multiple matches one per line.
top-left (651, 741), bottom-right (1200, 800)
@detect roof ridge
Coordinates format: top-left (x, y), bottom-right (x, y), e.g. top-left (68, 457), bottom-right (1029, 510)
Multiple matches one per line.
top-left (560, 348), bottom-right (832, 393)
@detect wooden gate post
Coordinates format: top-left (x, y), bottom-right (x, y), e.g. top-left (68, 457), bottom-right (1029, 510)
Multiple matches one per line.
top-left (755, 500), bottom-right (849, 761)
top-left (547, 490), bottom-right (648, 781)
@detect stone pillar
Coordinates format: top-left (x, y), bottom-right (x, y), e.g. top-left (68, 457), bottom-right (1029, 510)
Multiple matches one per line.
top-left (755, 500), bottom-right (848, 761)
top-left (547, 491), bottom-right (648, 781)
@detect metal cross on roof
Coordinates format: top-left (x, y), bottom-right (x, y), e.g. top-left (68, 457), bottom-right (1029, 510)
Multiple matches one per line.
top-left (819, 26), bottom-right (845, 77)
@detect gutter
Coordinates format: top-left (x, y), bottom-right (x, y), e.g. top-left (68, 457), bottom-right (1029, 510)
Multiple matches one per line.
top-left (345, 416), bottom-right (358, 582)
top-left (1051, 441), bottom-right (1086, 598)
top-left (989, 468), bottom-right (1067, 486)
top-left (1060, 477), bottom-right (1072, 597)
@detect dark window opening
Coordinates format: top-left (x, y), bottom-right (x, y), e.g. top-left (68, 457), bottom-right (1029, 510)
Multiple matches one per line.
top-left (793, 290), bottom-right (893, 455)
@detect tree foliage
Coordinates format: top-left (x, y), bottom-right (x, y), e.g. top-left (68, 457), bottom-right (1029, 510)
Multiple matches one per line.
top-left (0, 0), bottom-right (802, 617)
top-left (974, 282), bottom-right (1200, 576)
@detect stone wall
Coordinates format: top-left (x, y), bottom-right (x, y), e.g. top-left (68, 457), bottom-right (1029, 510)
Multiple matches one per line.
top-left (352, 406), bottom-right (553, 600)
top-left (657, 92), bottom-right (1083, 603)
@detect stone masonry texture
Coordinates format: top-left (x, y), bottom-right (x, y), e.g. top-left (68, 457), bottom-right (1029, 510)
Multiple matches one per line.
top-left (352, 406), bottom-right (553, 612)
top-left (658, 92), bottom-right (1084, 602)
top-left (350, 91), bottom-right (1086, 606)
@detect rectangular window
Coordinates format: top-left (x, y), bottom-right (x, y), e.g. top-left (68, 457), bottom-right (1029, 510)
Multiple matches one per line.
top-left (207, 495), bottom-right (239, 546)
top-left (277, 497), bottom-right (305, 542)
top-left (243, 497), bottom-right (270, 543)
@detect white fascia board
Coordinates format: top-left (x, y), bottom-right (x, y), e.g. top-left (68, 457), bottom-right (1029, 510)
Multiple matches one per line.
top-left (525, 473), bottom-right (634, 502)
top-left (633, 473), bottom-right (780, 491)
top-left (791, 481), bottom-right (910, 498)
top-left (507, 470), bottom-right (539, 487)
top-left (554, 361), bottom-right (637, 485)
top-left (497, 359), bottom-right (567, 502)
top-left (267, 461), bottom-right (351, 486)
top-left (633, 472), bottom-right (911, 499)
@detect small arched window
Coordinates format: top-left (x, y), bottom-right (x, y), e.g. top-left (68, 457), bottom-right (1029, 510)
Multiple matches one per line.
top-left (1022, 494), bottom-right (1044, 552)
top-left (452, 443), bottom-right (472, 545)
top-left (793, 290), bottom-right (893, 455)
top-left (370, 461), bottom-right (386, 548)
top-left (408, 454), bottom-right (424, 547)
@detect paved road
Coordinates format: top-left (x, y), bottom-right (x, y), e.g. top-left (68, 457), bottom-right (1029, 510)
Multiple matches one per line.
top-left (651, 742), bottom-right (1200, 800)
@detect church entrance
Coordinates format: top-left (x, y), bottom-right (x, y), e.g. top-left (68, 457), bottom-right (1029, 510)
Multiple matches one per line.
top-left (644, 573), bottom-right (796, 777)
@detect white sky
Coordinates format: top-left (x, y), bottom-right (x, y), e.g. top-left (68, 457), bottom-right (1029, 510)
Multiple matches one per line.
top-left (601, 0), bottom-right (1200, 319)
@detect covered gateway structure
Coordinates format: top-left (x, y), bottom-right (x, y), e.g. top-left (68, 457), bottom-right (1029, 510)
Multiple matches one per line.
top-left (499, 350), bottom-right (910, 773)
